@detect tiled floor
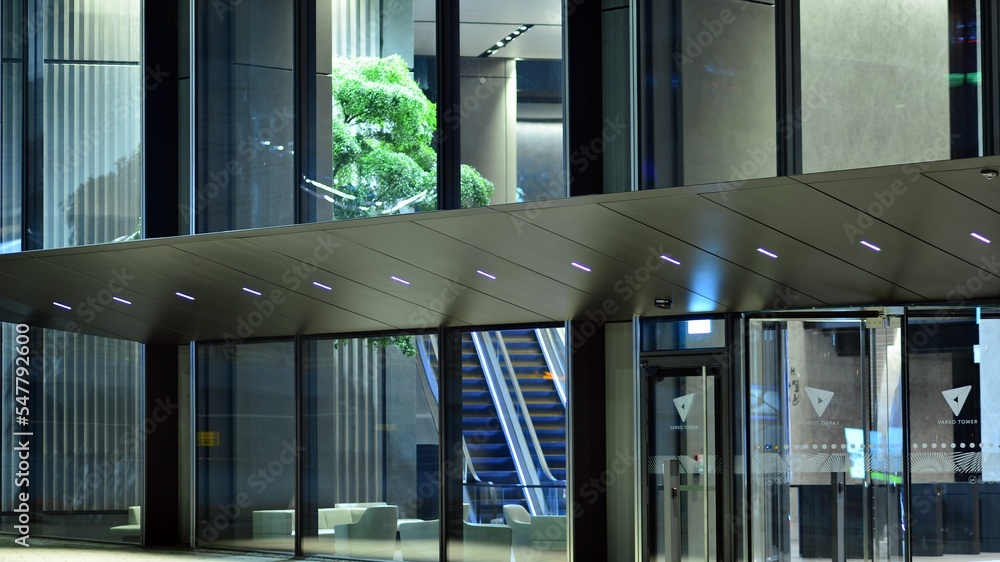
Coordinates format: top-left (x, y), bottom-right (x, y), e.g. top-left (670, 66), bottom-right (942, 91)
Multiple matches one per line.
top-left (4, 537), bottom-right (1000, 562)
top-left (0, 537), bottom-right (304, 561)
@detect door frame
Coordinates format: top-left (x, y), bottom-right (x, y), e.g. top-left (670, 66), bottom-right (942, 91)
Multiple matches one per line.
top-left (743, 308), bottom-right (908, 562)
top-left (638, 350), bottom-right (739, 562)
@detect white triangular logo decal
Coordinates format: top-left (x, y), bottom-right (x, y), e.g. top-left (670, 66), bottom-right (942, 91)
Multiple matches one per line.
top-left (805, 387), bottom-right (835, 418)
top-left (941, 385), bottom-right (972, 417)
top-left (674, 393), bottom-right (696, 423)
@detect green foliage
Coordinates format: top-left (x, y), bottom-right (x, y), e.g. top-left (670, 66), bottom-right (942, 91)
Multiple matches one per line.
top-left (329, 55), bottom-right (492, 218)
top-left (338, 335), bottom-right (417, 357)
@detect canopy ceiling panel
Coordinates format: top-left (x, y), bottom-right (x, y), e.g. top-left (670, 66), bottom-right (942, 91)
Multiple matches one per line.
top-left (2, 156), bottom-right (999, 343)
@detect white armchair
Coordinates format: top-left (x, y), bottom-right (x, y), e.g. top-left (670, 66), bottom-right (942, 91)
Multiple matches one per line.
top-left (334, 505), bottom-right (398, 559)
top-left (464, 521), bottom-right (513, 562)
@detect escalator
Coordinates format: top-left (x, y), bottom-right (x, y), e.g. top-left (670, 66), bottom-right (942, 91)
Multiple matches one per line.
top-left (415, 328), bottom-right (568, 517)
top-left (493, 329), bottom-right (567, 482)
top-left (461, 331), bottom-right (520, 480)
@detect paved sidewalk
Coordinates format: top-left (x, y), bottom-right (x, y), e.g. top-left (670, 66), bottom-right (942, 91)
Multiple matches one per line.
top-left (0, 537), bottom-right (302, 561)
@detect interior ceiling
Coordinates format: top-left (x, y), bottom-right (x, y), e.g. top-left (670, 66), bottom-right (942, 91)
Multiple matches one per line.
top-left (413, 0), bottom-right (562, 59)
top-left (2, 156), bottom-right (1000, 344)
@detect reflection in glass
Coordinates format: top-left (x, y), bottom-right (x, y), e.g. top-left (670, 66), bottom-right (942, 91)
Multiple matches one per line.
top-left (195, 341), bottom-right (296, 552)
top-left (43, 0), bottom-right (142, 248)
top-left (459, 1), bottom-right (564, 209)
top-left (1, 0), bottom-right (22, 253)
top-left (302, 336), bottom-right (440, 561)
top-left (646, 367), bottom-right (719, 562)
top-left (0, 326), bottom-right (142, 542)
top-left (195, 0), bottom-right (295, 232)
top-left (748, 318), bottom-right (904, 562)
top-left (799, 2), bottom-right (981, 172)
top-left (640, 0), bottom-right (776, 188)
top-left (907, 310), bottom-right (998, 558)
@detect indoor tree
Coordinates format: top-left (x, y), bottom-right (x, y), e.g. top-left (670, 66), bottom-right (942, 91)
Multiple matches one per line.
top-left (326, 55), bottom-right (493, 220)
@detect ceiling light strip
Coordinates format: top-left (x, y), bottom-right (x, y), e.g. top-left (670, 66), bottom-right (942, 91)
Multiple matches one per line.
top-left (479, 25), bottom-right (533, 57)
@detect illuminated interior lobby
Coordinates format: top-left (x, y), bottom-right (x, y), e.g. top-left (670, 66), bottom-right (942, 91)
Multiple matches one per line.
top-left (3, 1), bottom-right (1000, 561)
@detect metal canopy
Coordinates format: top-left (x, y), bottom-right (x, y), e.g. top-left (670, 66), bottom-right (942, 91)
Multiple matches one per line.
top-left (2, 156), bottom-right (999, 344)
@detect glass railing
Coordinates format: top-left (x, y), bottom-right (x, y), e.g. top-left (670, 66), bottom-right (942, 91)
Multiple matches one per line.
top-left (463, 482), bottom-right (568, 524)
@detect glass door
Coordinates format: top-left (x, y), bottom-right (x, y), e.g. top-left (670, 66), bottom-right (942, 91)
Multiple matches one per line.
top-left (646, 363), bottom-right (723, 562)
top-left (748, 313), bottom-right (905, 562)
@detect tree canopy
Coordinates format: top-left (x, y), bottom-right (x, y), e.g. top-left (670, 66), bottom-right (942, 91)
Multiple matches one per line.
top-left (328, 55), bottom-right (493, 219)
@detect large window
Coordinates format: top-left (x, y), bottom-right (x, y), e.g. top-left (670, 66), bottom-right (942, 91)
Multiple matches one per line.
top-left (639, 0), bottom-right (777, 188)
top-left (908, 309), bottom-right (1000, 557)
top-left (302, 335), bottom-right (440, 560)
top-left (458, 327), bottom-right (568, 562)
top-left (194, 1), bottom-right (437, 231)
top-left (799, 1), bottom-right (982, 172)
top-left (195, 340), bottom-right (296, 552)
top-left (1, 0), bottom-right (145, 545)
top-left (459, 1), bottom-right (565, 208)
top-left (1, 326), bottom-right (143, 543)
top-left (1, 1), bottom-right (21, 254)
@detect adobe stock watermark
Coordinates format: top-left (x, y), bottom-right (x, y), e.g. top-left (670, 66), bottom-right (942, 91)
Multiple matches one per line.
top-left (672, 0), bottom-right (753, 66)
top-left (567, 244), bottom-right (686, 350)
top-left (512, 113), bottom-right (628, 234)
top-left (51, 64), bottom-right (170, 177)
top-left (60, 396), bottom-right (180, 509)
top-left (220, 234), bottom-right (342, 354)
top-left (715, 85), bottom-right (830, 202)
top-left (440, 75), bottom-right (502, 132)
top-left (195, 440), bottom-right (304, 546)
top-left (182, 105), bottom-right (293, 220)
top-left (407, 278), bottom-right (465, 330)
top-left (842, 133), bottom-right (959, 243)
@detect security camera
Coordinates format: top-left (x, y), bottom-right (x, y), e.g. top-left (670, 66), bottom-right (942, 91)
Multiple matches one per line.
top-left (654, 298), bottom-right (672, 309)
top-left (982, 169), bottom-right (998, 180)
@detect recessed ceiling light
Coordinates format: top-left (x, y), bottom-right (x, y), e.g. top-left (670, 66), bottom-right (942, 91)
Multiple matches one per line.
top-left (756, 247), bottom-right (778, 259)
top-left (176, 292), bottom-right (195, 301)
top-left (660, 255), bottom-right (681, 266)
top-left (571, 262), bottom-right (592, 272)
top-left (313, 281), bottom-right (332, 291)
top-left (112, 296), bottom-right (132, 305)
top-left (972, 232), bottom-right (991, 244)
top-left (53, 301), bottom-right (72, 311)
top-left (477, 270), bottom-right (497, 280)
top-left (479, 24), bottom-right (534, 57)
top-left (860, 240), bottom-right (881, 252)
top-left (391, 275), bottom-right (411, 286)
top-left (242, 287), bottom-right (262, 296)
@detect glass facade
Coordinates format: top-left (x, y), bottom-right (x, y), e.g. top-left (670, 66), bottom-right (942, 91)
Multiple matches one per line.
top-left (747, 308), bottom-right (1000, 562)
top-left (799, 1), bottom-right (981, 172)
top-left (458, 0), bottom-right (565, 208)
top-left (1, 0), bottom-right (21, 254)
top-left (3, 1), bottom-right (1000, 560)
top-left (1, 327), bottom-right (142, 542)
top-left (1, 0), bottom-right (145, 546)
top-left (190, 328), bottom-right (566, 560)
top-left (639, 0), bottom-right (777, 188)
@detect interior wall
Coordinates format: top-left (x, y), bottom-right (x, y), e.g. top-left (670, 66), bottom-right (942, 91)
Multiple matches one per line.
top-left (460, 58), bottom-right (518, 204)
top-left (800, 0), bottom-right (951, 172)
top-left (680, 0), bottom-right (776, 185)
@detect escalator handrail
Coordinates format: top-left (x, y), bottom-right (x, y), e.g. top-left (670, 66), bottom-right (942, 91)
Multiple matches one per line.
top-left (473, 332), bottom-right (546, 515)
top-left (534, 327), bottom-right (568, 407)
top-left (414, 335), bottom-right (492, 488)
top-left (495, 332), bottom-right (560, 483)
